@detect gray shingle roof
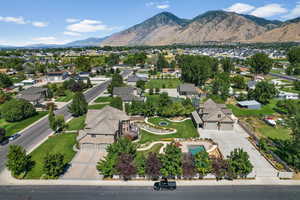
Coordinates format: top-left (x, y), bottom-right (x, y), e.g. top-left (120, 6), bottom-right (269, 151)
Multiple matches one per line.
top-left (178, 83), bottom-right (197, 93)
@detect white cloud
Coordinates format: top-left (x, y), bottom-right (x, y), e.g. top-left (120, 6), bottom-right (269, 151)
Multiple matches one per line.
top-left (225, 3), bottom-right (255, 14)
top-left (146, 1), bottom-right (170, 9)
top-left (32, 21), bottom-right (48, 27)
top-left (0, 16), bottom-right (26, 24)
top-left (66, 19), bottom-right (118, 33)
top-left (66, 18), bottom-right (80, 23)
top-left (250, 4), bottom-right (288, 18)
top-left (63, 31), bottom-right (81, 36)
top-left (282, 2), bottom-right (300, 19)
top-left (157, 4), bottom-right (169, 9)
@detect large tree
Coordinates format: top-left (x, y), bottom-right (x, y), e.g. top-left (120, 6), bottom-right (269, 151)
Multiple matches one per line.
top-left (180, 55), bottom-right (216, 86)
top-left (156, 54), bottom-right (169, 72)
top-left (116, 153), bottom-right (136, 180)
top-left (194, 151), bottom-right (212, 178)
top-left (145, 152), bottom-right (162, 180)
top-left (182, 154), bottom-right (196, 179)
top-left (248, 81), bottom-right (277, 104)
top-left (221, 58), bottom-right (234, 73)
top-left (287, 47), bottom-right (300, 65)
top-left (1, 98), bottom-right (36, 122)
top-left (0, 128), bottom-right (6, 142)
top-left (6, 145), bottom-right (33, 177)
top-left (75, 56), bottom-right (91, 72)
top-left (227, 148), bottom-right (253, 179)
top-left (212, 73), bottom-right (231, 101)
top-left (134, 154), bottom-right (146, 177)
top-left (160, 143), bottom-right (182, 178)
top-left (249, 53), bottom-right (273, 75)
top-left (0, 73), bottom-right (13, 88)
top-left (107, 73), bottom-right (124, 95)
top-left (68, 92), bottom-right (88, 117)
top-left (43, 153), bottom-right (65, 178)
top-left (212, 158), bottom-right (228, 181)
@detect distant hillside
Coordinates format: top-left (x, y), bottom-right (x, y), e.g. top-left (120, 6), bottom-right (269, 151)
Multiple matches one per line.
top-left (65, 37), bottom-right (107, 47)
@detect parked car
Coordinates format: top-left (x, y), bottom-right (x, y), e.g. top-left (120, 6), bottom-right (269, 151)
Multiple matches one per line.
top-left (0, 139), bottom-right (9, 146)
top-left (9, 133), bottom-right (21, 141)
top-left (153, 179), bottom-right (176, 191)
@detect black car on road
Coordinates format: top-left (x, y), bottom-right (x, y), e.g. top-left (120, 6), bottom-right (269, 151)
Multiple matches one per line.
top-left (153, 179), bottom-right (176, 191)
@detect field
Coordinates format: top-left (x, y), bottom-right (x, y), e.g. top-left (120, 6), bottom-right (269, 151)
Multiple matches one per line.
top-left (25, 133), bottom-right (77, 179)
top-left (88, 103), bottom-right (109, 110)
top-left (0, 112), bottom-right (48, 137)
top-left (145, 79), bottom-right (181, 89)
top-left (94, 96), bottom-right (113, 103)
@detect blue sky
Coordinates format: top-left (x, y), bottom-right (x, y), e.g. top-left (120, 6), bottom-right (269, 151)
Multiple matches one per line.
top-left (0, 0), bottom-right (300, 46)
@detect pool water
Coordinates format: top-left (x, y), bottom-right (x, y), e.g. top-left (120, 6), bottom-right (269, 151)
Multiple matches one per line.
top-left (159, 121), bottom-right (169, 126)
top-left (188, 145), bottom-right (205, 155)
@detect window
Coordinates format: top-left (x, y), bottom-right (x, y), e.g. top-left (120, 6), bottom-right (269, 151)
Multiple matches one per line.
top-left (91, 134), bottom-right (96, 138)
top-left (218, 114), bottom-right (221, 118)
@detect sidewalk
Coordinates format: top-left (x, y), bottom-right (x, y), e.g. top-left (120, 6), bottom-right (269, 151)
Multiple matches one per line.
top-left (1, 168), bottom-right (300, 186)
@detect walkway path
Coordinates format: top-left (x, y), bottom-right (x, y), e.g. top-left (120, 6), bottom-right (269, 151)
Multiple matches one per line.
top-left (137, 141), bottom-right (170, 154)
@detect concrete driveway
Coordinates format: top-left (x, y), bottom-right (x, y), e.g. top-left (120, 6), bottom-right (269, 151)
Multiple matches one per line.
top-left (199, 124), bottom-right (278, 178)
top-left (61, 151), bottom-right (106, 180)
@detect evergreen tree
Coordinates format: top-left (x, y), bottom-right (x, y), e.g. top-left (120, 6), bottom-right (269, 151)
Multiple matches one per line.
top-left (43, 153), bottom-right (65, 178)
top-left (68, 92), bottom-right (88, 117)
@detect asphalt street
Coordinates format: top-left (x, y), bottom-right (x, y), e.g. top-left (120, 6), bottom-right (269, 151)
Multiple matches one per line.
top-left (0, 70), bottom-right (132, 172)
top-left (0, 185), bottom-right (300, 200)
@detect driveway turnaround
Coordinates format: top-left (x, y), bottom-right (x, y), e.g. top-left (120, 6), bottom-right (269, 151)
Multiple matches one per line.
top-left (199, 124), bottom-right (278, 178)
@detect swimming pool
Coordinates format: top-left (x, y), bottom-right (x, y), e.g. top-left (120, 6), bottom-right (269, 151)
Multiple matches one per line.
top-left (159, 121), bottom-right (169, 126)
top-left (188, 145), bottom-right (206, 155)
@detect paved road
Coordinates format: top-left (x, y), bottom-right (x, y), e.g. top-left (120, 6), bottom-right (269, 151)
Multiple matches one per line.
top-left (0, 70), bottom-right (132, 172)
top-left (269, 73), bottom-right (300, 81)
top-left (0, 185), bottom-right (300, 200)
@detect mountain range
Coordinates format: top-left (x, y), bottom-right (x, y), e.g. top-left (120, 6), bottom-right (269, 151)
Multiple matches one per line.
top-left (1, 10), bottom-right (300, 48)
top-left (101, 11), bottom-right (300, 46)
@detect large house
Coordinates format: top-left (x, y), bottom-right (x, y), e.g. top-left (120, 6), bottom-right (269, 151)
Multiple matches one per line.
top-left (113, 87), bottom-right (145, 103)
top-left (178, 83), bottom-right (199, 96)
top-left (17, 87), bottom-right (49, 106)
top-left (192, 99), bottom-right (234, 131)
top-left (127, 74), bottom-right (148, 86)
top-left (46, 71), bottom-right (68, 83)
top-left (77, 106), bottom-right (139, 152)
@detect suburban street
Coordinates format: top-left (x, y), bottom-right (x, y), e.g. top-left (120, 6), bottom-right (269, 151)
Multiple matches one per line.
top-left (0, 185), bottom-right (300, 200)
top-left (0, 70), bottom-right (132, 172)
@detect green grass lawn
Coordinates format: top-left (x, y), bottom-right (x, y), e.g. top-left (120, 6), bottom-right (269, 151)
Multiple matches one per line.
top-left (0, 112), bottom-right (48, 137)
top-left (227, 100), bottom-right (278, 117)
top-left (55, 90), bottom-right (74, 102)
top-left (145, 79), bottom-right (182, 89)
top-left (137, 143), bottom-right (164, 157)
top-left (258, 124), bottom-right (291, 141)
top-left (25, 133), bottom-right (77, 179)
top-left (139, 117), bottom-right (198, 144)
top-left (67, 115), bottom-right (86, 131)
top-left (94, 96), bottom-right (113, 103)
top-left (88, 103), bottom-right (109, 110)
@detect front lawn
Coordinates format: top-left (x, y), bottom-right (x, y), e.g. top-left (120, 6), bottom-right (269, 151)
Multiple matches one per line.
top-left (25, 133), bottom-right (77, 179)
top-left (67, 115), bottom-right (86, 131)
top-left (139, 117), bottom-right (198, 144)
top-left (146, 79), bottom-right (181, 89)
top-left (55, 90), bottom-right (74, 102)
top-left (0, 112), bottom-right (48, 137)
top-left (227, 100), bottom-right (278, 117)
top-left (94, 96), bottom-right (113, 103)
